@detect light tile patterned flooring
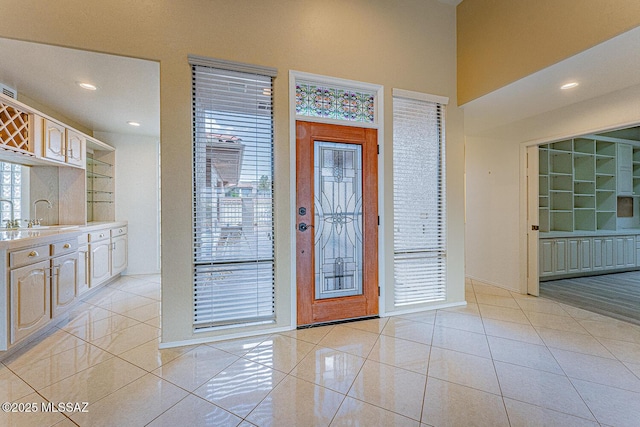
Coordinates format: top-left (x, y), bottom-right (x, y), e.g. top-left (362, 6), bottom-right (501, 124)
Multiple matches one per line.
top-left (2, 275), bottom-right (640, 426)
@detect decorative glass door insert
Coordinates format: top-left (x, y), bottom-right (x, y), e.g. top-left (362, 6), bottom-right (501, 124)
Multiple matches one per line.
top-left (314, 141), bottom-right (363, 300)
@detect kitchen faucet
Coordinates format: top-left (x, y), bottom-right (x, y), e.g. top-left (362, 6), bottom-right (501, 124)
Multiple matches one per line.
top-left (0, 199), bottom-right (18, 228)
top-left (30, 199), bottom-right (53, 227)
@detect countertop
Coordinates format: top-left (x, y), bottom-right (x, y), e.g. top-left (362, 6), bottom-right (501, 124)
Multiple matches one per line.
top-left (0, 221), bottom-right (127, 250)
top-left (540, 228), bottom-right (640, 239)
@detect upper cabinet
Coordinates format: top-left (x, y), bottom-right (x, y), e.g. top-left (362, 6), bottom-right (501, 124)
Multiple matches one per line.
top-left (43, 118), bottom-right (65, 161)
top-left (42, 118), bottom-right (85, 168)
top-left (0, 97), bottom-right (34, 155)
top-left (617, 143), bottom-right (633, 196)
top-left (66, 129), bottom-right (85, 166)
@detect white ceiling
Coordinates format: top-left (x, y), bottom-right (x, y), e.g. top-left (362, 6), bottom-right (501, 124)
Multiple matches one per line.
top-left (462, 26), bottom-right (640, 136)
top-left (0, 38), bottom-right (160, 138)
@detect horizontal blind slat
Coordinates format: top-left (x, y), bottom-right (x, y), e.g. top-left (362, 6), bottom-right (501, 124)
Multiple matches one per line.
top-left (192, 63), bottom-right (275, 329)
top-left (393, 96), bottom-right (446, 307)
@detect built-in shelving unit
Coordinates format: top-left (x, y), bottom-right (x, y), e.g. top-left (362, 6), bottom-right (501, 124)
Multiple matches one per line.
top-left (86, 139), bottom-right (115, 222)
top-left (539, 138), bottom-right (617, 233)
top-left (633, 147), bottom-right (640, 196)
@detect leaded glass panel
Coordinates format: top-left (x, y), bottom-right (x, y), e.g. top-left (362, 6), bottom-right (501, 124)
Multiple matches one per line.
top-left (296, 82), bottom-right (375, 123)
top-left (314, 141), bottom-right (363, 299)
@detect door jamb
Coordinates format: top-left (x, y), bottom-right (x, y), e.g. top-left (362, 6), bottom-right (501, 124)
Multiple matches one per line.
top-left (289, 70), bottom-right (385, 327)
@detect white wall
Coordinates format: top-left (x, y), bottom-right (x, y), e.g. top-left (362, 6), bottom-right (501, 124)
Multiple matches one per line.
top-left (465, 83), bottom-right (640, 292)
top-left (95, 131), bottom-right (160, 275)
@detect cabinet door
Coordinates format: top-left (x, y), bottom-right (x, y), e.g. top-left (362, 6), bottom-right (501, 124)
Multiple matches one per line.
top-left (579, 238), bottom-right (592, 272)
top-left (624, 236), bottom-right (635, 267)
top-left (539, 240), bottom-right (554, 276)
top-left (10, 260), bottom-right (50, 344)
top-left (614, 237), bottom-right (626, 268)
top-left (553, 239), bottom-right (567, 274)
top-left (77, 245), bottom-right (90, 295)
top-left (52, 253), bottom-right (77, 317)
top-left (603, 237), bottom-right (615, 268)
top-left (111, 234), bottom-right (128, 276)
top-left (618, 144), bottom-right (633, 195)
top-left (567, 239), bottom-right (580, 273)
top-left (43, 119), bottom-right (66, 162)
top-left (90, 240), bottom-right (111, 286)
top-left (66, 129), bottom-right (85, 167)
top-left (593, 238), bottom-right (604, 270)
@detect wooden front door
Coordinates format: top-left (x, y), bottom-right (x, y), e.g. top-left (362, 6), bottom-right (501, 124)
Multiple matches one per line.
top-left (296, 121), bottom-right (378, 326)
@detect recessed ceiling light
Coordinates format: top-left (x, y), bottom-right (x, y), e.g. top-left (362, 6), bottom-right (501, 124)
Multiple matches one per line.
top-left (560, 82), bottom-right (579, 90)
top-left (127, 121), bottom-right (141, 127)
top-left (77, 82), bottom-right (97, 91)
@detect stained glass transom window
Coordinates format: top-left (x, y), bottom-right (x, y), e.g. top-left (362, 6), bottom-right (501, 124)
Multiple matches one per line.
top-left (296, 82), bottom-right (375, 123)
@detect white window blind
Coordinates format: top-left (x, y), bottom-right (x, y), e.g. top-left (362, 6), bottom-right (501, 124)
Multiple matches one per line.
top-left (393, 91), bottom-right (447, 306)
top-left (191, 57), bottom-right (276, 329)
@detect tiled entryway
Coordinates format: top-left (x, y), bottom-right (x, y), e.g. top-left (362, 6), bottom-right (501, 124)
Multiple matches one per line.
top-left (2, 275), bottom-right (640, 426)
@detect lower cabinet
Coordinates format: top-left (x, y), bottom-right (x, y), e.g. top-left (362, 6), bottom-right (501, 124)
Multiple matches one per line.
top-left (51, 252), bottom-right (78, 317)
top-left (541, 234), bottom-right (638, 279)
top-left (5, 223), bottom-right (127, 350)
top-left (90, 238), bottom-right (111, 286)
top-left (111, 234), bottom-right (128, 275)
top-left (10, 260), bottom-right (51, 344)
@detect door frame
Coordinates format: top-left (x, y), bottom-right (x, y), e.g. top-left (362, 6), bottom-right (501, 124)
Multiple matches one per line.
top-left (289, 70), bottom-right (385, 326)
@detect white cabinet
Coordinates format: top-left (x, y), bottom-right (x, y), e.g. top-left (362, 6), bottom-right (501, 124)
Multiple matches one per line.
top-left (567, 238), bottom-right (580, 273)
top-left (42, 118), bottom-right (85, 167)
top-left (88, 226), bottom-right (128, 286)
top-left (593, 237), bottom-right (614, 271)
top-left (10, 260), bottom-right (50, 344)
top-left (89, 234), bottom-right (111, 287)
top-left (539, 240), bottom-right (554, 277)
top-left (111, 232), bottom-right (128, 275)
top-left (554, 239), bottom-right (567, 273)
top-left (66, 129), bottom-right (85, 167)
top-left (43, 118), bottom-right (66, 162)
top-left (617, 144), bottom-right (633, 196)
top-left (579, 238), bottom-right (592, 272)
top-left (542, 234), bottom-right (638, 279)
top-left (615, 235), bottom-right (636, 268)
top-left (51, 252), bottom-right (78, 317)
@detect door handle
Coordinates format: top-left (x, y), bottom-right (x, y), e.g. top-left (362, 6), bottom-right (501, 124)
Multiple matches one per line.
top-left (298, 223), bottom-right (314, 232)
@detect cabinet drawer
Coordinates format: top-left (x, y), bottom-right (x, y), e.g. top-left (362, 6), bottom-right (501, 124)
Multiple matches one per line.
top-left (111, 226), bottom-right (127, 237)
top-left (51, 239), bottom-right (77, 256)
top-left (88, 229), bottom-right (110, 242)
top-left (9, 244), bottom-right (50, 268)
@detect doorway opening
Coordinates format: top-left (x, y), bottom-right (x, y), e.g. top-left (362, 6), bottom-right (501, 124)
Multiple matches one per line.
top-left (527, 125), bottom-right (640, 324)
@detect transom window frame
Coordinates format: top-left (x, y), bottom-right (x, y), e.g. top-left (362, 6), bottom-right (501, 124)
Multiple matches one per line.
top-left (288, 70), bottom-right (386, 319)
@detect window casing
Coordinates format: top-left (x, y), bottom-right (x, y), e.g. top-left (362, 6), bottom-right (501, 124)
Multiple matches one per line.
top-left (190, 56), bottom-right (276, 330)
top-left (0, 162), bottom-right (22, 225)
top-left (392, 90), bottom-right (447, 306)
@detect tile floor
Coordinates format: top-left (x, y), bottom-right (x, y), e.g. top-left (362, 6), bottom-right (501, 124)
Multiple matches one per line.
top-left (2, 275), bottom-right (640, 426)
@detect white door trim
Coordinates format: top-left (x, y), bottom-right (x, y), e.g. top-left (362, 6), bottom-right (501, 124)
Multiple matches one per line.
top-left (288, 70), bottom-right (385, 326)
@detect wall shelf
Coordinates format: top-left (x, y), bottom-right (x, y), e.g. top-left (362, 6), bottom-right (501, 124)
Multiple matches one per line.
top-left (539, 138), bottom-right (617, 233)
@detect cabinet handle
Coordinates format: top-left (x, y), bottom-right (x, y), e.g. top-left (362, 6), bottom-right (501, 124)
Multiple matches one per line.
top-left (28, 251), bottom-right (39, 257)
top-left (99, 233), bottom-right (104, 238)
top-left (63, 243), bottom-right (71, 249)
